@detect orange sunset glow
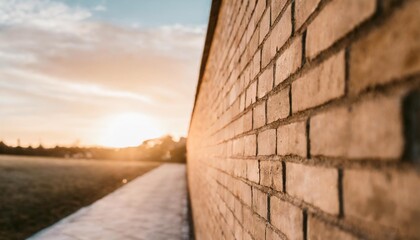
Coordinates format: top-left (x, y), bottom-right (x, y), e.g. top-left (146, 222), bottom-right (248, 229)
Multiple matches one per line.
top-left (0, 0), bottom-right (211, 148)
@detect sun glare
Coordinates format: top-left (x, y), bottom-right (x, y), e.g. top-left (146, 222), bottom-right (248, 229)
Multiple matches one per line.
top-left (99, 112), bottom-right (163, 148)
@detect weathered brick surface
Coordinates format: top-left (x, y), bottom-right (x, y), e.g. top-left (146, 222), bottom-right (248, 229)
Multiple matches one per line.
top-left (258, 129), bottom-right (276, 156)
top-left (265, 226), bottom-right (283, 240)
top-left (259, 10), bottom-right (270, 44)
top-left (252, 188), bottom-right (267, 219)
top-left (247, 160), bottom-right (259, 183)
top-left (253, 101), bottom-right (266, 129)
top-left (292, 51), bottom-right (345, 113)
top-left (259, 160), bottom-right (282, 191)
top-left (245, 81), bottom-right (257, 107)
top-left (286, 163), bottom-right (339, 215)
top-left (244, 134), bottom-right (257, 156)
top-left (295, 0), bottom-right (320, 30)
top-left (306, 0), bottom-right (376, 58)
top-left (243, 207), bottom-right (266, 240)
top-left (277, 121), bottom-right (307, 157)
top-left (310, 96), bottom-right (403, 159)
top-left (271, 0), bottom-right (287, 23)
top-left (344, 168), bottom-right (420, 238)
top-left (262, 5), bottom-right (292, 67)
top-left (267, 86), bottom-right (289, 123)
top-left (350, 0), bottom-right (420, 93)
top-left (308, 216), bottom-right (357, 240)
top-left (187, 0), bottom-right (420, 239)
top-left (275, 37), bottom-right (302, 86)
top-left (270, 196), bottom-right (303, 240)
top-left (257, 65), bottom-right (273, 98)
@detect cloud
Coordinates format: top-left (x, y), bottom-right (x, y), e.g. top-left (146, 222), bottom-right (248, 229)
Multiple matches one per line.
top-left (93, 5), bottom-right (106, 12)
top-left (0, 21), bottom-right (206, 98)
top-left (0, 0), bottom-right (92, 34)
top-left (0, 0), bottom-right (207, 146)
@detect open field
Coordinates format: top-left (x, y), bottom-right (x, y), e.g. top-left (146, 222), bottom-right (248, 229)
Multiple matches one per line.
top-left (0, 155), bottom-right (160, 240)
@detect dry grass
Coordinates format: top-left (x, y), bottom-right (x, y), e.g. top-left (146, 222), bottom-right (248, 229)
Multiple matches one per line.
top-left (0, 155), bottom-right (159, 240)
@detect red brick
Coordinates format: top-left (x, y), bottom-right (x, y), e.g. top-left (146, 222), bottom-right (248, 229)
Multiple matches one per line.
top-left (247, 160), bottom-right (259, 183)
top-left (239, 93), bottom-right (246, 111)
top-left (243, 207), bottom-right (266, 240)
top-left (277, 121), bottom-right (307, 157)
top-left (257, 65), bottom-right (274, 98)
top-left (233, 219), bottom-right (243, 240)
top-left (259, 10), bottom-right (270, 44)
top-left (234, 159), bottom-right (247, 179)
top-left (246, 81), bottom-right (257, 107)
top-left (286, 163), bottom-right (339, 214)
top-left (308, 216), bottom-right (357, 240)
top-left (252, 188), bottom-right (268, 219)
top-left (306, 0), bottom-right (376, 58)
top-left (253, 101), bottom-right (266, 129)
top-left (243, 110), bottom-right (253, 132)
top-left (254, 0), bottom-right (266, 23)
top-left (234, 198), bottom-right (243, 221)
top-left (251, 50), bottom-right (261, 80)
top-left (257, 129), bottom-right (276, 155)
top-left (270, 197), bottom-right (303, 240)
top-left (259, 161), bottom-right (271, 187)
top-left (295, 0), bottom-right (320, 29)
top-left (259, 160), bottom-right (282, 191)
top-left (248, 29), bottom-right (260, 60)
top-left (265, 226), bottom-right (283, 240)
top-left (262, 5), bottom-right (292, 67)
top-left (271, 161), bottom-right (283, 192)
top-left (244, 134), bottom-right (257, 156)
top-left (243, 231), bottom-right (253, 240)
top-left (232, 137), bottom-right (244, 156)
top-left (267, 87), bottom-right (290, 123)
top-left (248, 0), bottom-right (256, 19)
top-left (292, 51), bottom-right (345, 113)
top-left (344, 168), bottom-right (420, 238)
top-left (235, 180), bottom-right (252, 207)
top-left (310, 96), bottom-right (403, 159)
top-left (275, 37), bottom-right (302, 86)
top-left (271, 0), bottom-right (288, 23)
top-left (350, 0), bottom-right (420, 93)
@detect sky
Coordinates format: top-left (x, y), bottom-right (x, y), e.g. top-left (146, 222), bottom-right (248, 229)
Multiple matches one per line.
top-left (0, 0), bottom-right (211, 148)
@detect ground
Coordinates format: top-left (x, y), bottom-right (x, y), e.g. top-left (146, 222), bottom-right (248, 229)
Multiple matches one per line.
top-left (29, 164), bottom-right (189, 240)
top-left (0, 155), bottom-right (159, 240)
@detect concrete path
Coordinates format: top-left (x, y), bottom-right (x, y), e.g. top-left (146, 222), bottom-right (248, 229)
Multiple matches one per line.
top-left (29, 164), bottom-right (189, 240)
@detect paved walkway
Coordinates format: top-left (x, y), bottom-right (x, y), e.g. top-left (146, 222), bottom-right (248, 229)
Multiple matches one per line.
top-left (29, 164), bottom-right (189, 240)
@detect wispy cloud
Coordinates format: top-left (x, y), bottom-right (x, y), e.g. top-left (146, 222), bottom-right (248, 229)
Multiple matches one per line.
top-left (0, 0), bottom-right (92, 34)
top-left (0, 0), bottom-right (207, 146)
top-left (93, 5), bottom-right (106, 12)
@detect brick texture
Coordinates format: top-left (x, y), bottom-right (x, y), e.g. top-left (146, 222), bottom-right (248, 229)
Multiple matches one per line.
top-left (277, 121), bottom-right (307, 157)
top-left (270, 196), bottom-right (303, 240)
top-left (275, 37), bottom-right (302, 86)
top-left (295, 0), bottom-right (320, 30)
top-left (286, 163), bottom-right (339, 214)
top-left (350, 0), bottom-right (420, 93)
top-left (258, 129), bottom-right (276, 156)
top-left (308, 216), bottom-right (357, 240)
top-left (306, 0), bottom-right (376, 58)
top-left (259, 160), bottom-right (282, 191)
top-left (292, 51), bottom-right (345, 113)
top-left (267, 86), bottom-right (289, 123)
top-left (310, 96), bottom-right (404, 159)
top-left (344, 168), bottom-right (420, 238)
top-left (187, 0), bottom-right (420, 239)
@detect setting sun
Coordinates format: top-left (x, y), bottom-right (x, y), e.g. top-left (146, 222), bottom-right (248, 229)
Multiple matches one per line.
top-left (99, 112), bottom-right (163, 148)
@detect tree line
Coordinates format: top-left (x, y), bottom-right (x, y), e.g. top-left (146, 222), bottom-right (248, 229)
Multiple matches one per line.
top-left (0, 135), bottom-right (187, 163)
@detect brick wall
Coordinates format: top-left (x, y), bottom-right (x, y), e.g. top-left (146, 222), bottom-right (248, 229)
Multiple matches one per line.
top-left (187, 0), bottom-right (420, 239)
